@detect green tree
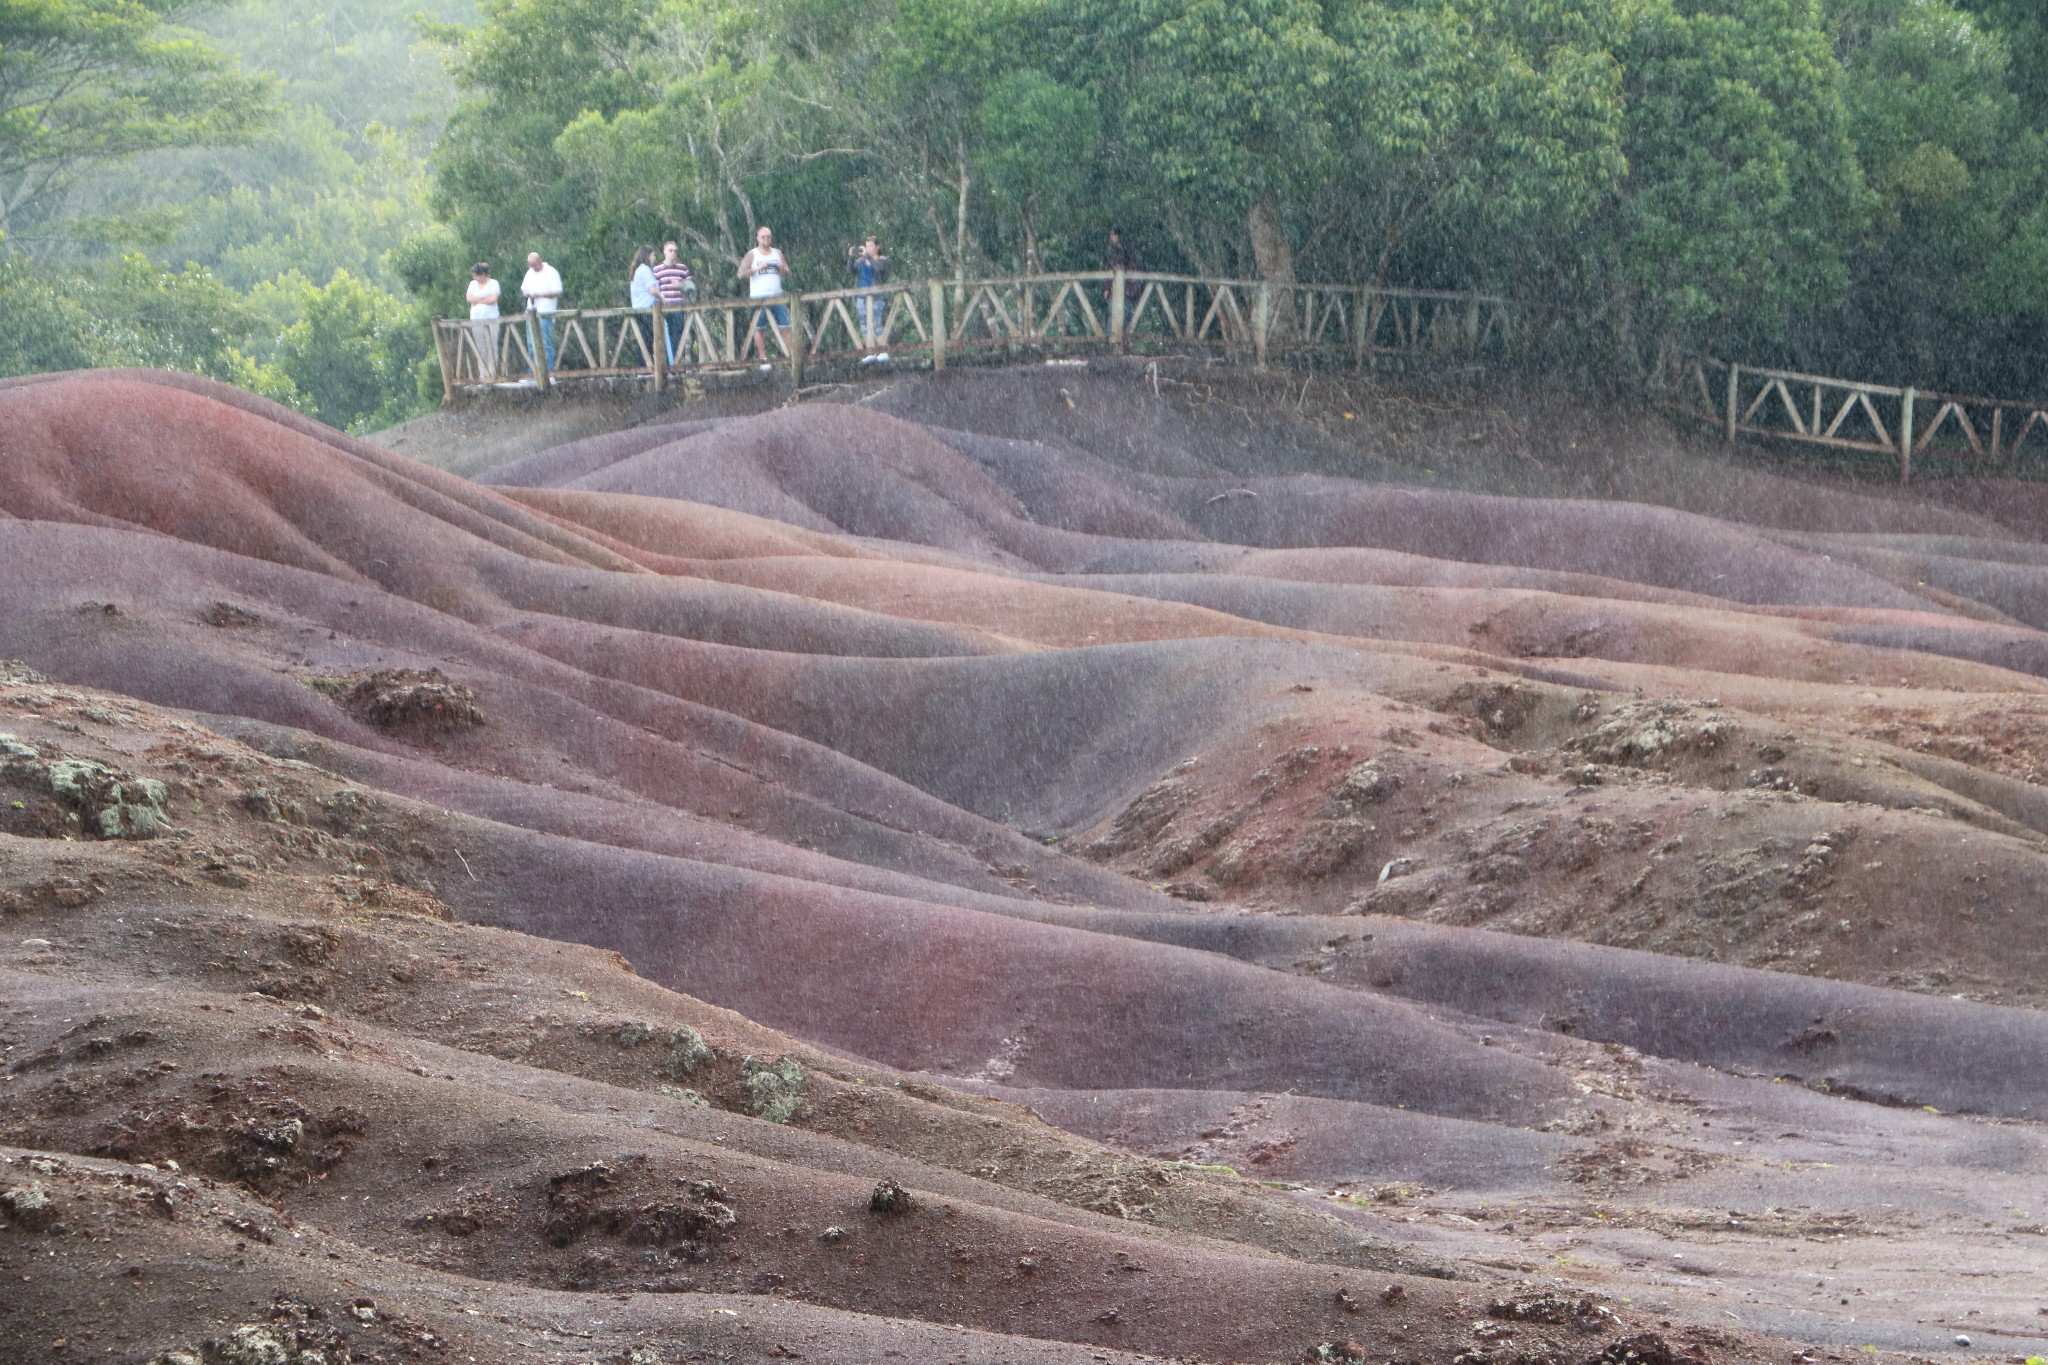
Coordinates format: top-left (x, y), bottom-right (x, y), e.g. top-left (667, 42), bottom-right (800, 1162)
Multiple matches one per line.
top-left (0, 0), bottom-right (272, 239)
top-left (1793, 0), bottom-right (2048, 389)
top-left (1054, 0), bottom-right (1337, 280)
top-left (1047, 0), bottom-right (1629, 298)
top-left (861, 0), bottom-right (1033, 277)
top-left (1955, 1), bottom-right (2048, 125)
top-left (427, 0), bottom-right (662, 293)
top-left (432, 0), bottom-right (879, 299)
top-left (553, 0), bottom-right (856, 270)
top-left (0, 252), bottom-right (99, 372)
top-left (1583, 0), bottom-right (1868, 350)
top-left (974, 70), bottom-right (1100, 271)
top-left (1317, 0), bottom-right (1630, 289)
top-left (0, 252), bottom-right (260, 377)
top-left (271, 269), bottom-right (429, 431)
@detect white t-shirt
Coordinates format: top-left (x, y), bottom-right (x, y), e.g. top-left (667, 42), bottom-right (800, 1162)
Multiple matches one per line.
top-left (466, 278), bottom-right (500, 320)
top-left (521, 263), bottom-right (563, 313)
top-left (746, 247), bottom-right (785, 299)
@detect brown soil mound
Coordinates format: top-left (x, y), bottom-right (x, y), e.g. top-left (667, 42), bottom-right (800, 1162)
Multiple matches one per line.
top-left (5, 365), bottom-right (2048, 1360)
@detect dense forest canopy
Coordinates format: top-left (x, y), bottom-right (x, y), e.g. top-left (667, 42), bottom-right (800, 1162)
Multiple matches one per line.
top-left (0, 0), bottom-right (470, 429)
top-left (5, 0), bottom-right (2048, 423)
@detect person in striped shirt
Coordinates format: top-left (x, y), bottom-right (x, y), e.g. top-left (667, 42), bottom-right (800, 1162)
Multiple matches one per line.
top-left (653, 241), bottom-right (696, 363)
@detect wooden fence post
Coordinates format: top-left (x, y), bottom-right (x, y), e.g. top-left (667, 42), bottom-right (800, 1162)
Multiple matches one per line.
top-left (650, 302), bottom-right (667, 393)
top-left (1110, 268), bottom-right (1126, 354)
top-left (1900, 387), bottom-right (1916, 483)
top-left (431, 319), bottom-right (455, 404)
top-left (1254, 283), bottom-right (1271, 370)
top-left (1353, 288), bottom-right (1369, 371)
top-left (1465, 295), bottom-right (1480, 356)
top-left (789, 297), bottom-right (805, 388)
top-left (1725, 363), bottom-right (1740, 443)
top-left (531, 313), bottom-right (552, 393)
top-left (929, 280), bottom-right (947, 371)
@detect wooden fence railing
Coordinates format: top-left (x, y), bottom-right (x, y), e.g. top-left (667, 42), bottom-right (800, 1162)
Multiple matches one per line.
top-left (431, 271), bottom-right (2048, 485)
top-left (1649, 348), bottom-right (2048, 482)
top-left (432, 271), bottom-right (1510, 399)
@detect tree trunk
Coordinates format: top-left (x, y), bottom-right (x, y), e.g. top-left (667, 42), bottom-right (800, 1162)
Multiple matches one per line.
top-left (1248, 189), bottom-right (1295, 341)
top-left (954, 135), bottom-right (973, 285)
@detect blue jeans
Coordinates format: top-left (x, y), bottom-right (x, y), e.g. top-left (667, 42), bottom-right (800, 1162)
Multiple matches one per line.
top-left (528, 313), bottom-right (557, 370)
top-left (751, 299), bottom-right (790, 331)
top-left (858, 292), bottom-right (883, 344)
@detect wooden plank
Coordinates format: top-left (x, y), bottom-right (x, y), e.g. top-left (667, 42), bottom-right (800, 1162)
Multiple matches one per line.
top-left (1132, 280), bottom-right (1173, 339)
top-left (2010, 409), bottom-right (2048, 459)
top-left (1773, 379), bottom-right (1804, 434)
top-left (650, 303), bottom-right (665, 392)
top-left (1742, 377), bottom-right (1797, 430)
top-left (1913, 401), bottom-right (1983, 457)
top-left (1057, 280), bottom-right (1103, 338)
top-left (790, 300), bottom-right (804, 386)
top-left (1253, 284), bottom-right (1270, 369)
top-left (1900, 387), bottom-right (1915, 483)
top-left (1734, 415), bottom-right (1893, 453)
top-left (1111, 268), bottom-right (1126, 354)
top-left (432, 321), bottom-right (456, 403)
top-left (1195, 286), bottom-right (1230, 344)
top-left (884, 289), bottom-right (927, 345)
top-left (1858, 391), bottom-right (1893, 449)
top-left (1736, 362), bottom-right (1906, 398)
top-left (817, 296), bottom-right (861, 353)
top-left (976, 284), bottom-right (1020, 340)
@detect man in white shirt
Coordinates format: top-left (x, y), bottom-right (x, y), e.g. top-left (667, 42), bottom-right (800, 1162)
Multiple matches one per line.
top-left (737, 225), bottom-right (791, 363)
top-left (522, 251), bottom-right (565, 372)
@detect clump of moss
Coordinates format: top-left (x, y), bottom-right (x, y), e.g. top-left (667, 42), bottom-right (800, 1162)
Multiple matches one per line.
top-left (742, 1055), bottom-right (806, 1124)
top-left (611, 1021), bottom-right (658, 1048)
top-left (42, 758), bottom-right (168, 838)
top-left (656, 1026), bottom-right (714, 1080)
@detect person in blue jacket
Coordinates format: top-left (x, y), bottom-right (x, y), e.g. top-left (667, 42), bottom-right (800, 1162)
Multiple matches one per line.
top-left (847, 235), bottom-right (890, 360)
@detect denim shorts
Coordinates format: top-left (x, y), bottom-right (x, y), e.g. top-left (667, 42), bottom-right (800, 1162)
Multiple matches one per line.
top-left (752, 300), bottom-right (790, 329)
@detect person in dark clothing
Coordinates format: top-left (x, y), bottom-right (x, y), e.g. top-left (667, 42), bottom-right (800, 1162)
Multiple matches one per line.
top-left (1104, 225), bottom-right (1141, 309)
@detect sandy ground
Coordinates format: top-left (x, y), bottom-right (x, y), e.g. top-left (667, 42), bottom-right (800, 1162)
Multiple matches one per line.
top-left (3, 362), bottom-right (2047, 1363)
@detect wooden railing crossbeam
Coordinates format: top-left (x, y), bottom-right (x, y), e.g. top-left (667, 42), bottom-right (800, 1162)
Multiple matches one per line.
top-left (436, 271), bottom-right (1505, 400)
top-left (1652, 350), bottom-right (2048, 480)
top-left (438, 275), bottom-right (2048, 485)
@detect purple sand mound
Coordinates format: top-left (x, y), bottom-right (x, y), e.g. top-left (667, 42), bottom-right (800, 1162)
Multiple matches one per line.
top-left (8, 367), bottom-right (2048, 1361)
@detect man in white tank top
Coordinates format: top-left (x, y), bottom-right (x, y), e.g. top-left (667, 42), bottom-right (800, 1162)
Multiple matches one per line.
top-left (738, 225), bottom-right (792, 362)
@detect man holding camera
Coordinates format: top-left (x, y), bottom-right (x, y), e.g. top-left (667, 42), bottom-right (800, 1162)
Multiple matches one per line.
top-left (847, 236), bottom-right (890, 359)
top-left (738, 225), bottom-right (792, 363)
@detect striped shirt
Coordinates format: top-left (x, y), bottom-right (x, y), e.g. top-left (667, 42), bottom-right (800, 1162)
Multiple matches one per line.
top-left (652, 261), bottom-right (693, 307)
